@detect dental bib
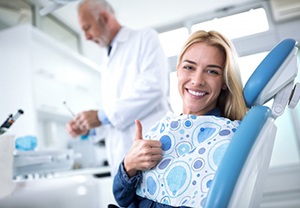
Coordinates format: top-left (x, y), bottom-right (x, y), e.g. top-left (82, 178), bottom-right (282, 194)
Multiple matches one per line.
top-left (136, 113), bottom-right (240, 207)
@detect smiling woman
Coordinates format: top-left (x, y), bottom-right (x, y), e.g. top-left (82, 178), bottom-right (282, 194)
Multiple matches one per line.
top-left (177, 42), bottom-right (226, 116)
top-left (112, 30), bottom-right (247, 208)
top-left (176, 30), bottom-right (247, 121)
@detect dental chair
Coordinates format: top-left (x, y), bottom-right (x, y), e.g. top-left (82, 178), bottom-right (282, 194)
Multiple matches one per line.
top-left (204, 38), bottom-right (300, 208)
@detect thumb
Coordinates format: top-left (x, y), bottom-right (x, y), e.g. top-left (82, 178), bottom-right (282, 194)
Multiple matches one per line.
top-left (134, 120), bottom-right (143, 140)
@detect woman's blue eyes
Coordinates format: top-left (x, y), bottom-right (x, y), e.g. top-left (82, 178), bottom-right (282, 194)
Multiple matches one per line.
top-left (183, 66), bottom-right (220, 75)
top-left (183, 65), bottom-right (194, 70)
top-left (207, 69), bottom-right (219, 75)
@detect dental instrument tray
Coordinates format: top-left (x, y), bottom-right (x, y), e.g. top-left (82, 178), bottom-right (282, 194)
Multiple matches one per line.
top-left (13, 149), bottom-right (79, 178)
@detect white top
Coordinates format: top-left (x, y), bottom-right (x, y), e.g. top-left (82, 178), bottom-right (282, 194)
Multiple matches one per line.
top-left (98, 26), bottom-right (170, 176)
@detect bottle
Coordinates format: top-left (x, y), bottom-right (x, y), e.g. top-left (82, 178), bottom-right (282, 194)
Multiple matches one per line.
top-left (0, 109), bottom-right (24, 135)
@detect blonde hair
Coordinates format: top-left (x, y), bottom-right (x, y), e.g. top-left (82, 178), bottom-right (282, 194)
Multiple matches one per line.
top-left (177, 30), bottom-right (247, 120)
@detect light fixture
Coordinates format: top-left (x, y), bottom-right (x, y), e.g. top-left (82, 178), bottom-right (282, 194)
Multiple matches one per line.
top-left (39, 0), bottom-right (79, 16)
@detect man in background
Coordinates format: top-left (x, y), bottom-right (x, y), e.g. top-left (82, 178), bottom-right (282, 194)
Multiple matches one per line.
top-left (66, 0), bottom-right (170, 176)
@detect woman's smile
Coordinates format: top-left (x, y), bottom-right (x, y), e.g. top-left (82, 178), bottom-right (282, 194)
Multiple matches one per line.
top-left (177, 42), bottom-right (225, 115)
top-left (187, 88), bottom-right (207, 97)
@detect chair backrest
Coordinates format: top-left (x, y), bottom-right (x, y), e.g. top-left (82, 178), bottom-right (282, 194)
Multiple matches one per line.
top-left (204, 38), bottom-right (299, 208)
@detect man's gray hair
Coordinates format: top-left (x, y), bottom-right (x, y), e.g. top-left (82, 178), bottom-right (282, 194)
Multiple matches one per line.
top-left (78, 0), bottom-right (115, 16)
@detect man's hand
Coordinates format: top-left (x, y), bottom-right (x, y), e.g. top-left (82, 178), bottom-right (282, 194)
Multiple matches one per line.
top-left (66, 110), bottom-right (101, 137)
top-left (124, 120), bottom-right (162, 178)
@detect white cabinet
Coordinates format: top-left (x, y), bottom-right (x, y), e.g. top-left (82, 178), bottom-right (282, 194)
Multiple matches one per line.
top-left (0, 25), bottom-right (102, 148)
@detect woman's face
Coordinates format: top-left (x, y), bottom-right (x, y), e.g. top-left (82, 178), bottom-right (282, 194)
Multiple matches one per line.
top-left (177, 42), bottom-right (226, 115)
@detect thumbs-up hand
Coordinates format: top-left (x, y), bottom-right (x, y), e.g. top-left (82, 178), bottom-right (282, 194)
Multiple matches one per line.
top-left (124, 120), bottom-right (162, 178)
top-left (134, 119), bottom-right (143, 141)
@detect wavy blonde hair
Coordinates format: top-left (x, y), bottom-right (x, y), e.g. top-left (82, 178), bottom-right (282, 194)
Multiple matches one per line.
top-left (177, 30), bottom-right (247, 120)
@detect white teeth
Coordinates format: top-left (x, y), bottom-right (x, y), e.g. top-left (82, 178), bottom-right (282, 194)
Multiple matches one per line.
top-left (188, 89), bottom-right (205, 96)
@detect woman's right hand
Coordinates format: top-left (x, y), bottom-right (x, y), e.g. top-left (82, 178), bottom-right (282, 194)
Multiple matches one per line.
top-left (124, 120), bottom-right (162, 178)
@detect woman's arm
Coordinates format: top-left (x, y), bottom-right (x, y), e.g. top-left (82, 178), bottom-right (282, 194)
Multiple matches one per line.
top-left (113, 161), bottom-right (142, 207)
top-left (124, 120), bottom-right (162, 177)
top-left (113, 120), bottom-right (163, 206)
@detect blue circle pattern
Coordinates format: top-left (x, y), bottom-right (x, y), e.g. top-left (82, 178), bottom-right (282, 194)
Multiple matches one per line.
top-left (136, 114), bottom-right (240, 207)
top-left (160, 135), bottom-right (172, 151)
top-left (158, 158), bottom-right (171, 170)
top-left (176, 142), bottom-right (192, 156)
top-left (147, 176), bottom-right (157, 195)
top-left (166, 166), bottom-right (187, 196)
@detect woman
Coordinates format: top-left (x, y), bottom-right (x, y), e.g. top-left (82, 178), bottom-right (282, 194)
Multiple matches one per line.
top-left (112, 30), bottom-right (248, 208)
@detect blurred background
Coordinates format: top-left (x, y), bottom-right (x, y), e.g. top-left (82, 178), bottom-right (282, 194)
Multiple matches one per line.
top-left (0, 0), bottom-right (299, 207)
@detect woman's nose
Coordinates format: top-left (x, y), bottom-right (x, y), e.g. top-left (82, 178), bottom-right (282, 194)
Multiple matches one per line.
top-left (191, 71), bottom-right (205, 86)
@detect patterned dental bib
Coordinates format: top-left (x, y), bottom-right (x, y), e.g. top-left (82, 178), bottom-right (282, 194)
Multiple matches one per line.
top-left (136, 113), bottom-right (240, 207)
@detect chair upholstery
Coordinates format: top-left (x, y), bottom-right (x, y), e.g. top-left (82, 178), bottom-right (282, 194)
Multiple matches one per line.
top-left (204, 38), bottom-right (299, 208)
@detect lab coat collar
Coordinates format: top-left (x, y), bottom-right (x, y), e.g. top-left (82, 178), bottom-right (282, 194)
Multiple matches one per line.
top-left (113, 26), bottom-right (131, 44)
top-left (107, 27), bottom-right (131, 59)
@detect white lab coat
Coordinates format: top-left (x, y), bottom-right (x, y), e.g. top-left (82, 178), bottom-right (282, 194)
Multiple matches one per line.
top-left (99, 27), bottom-right (170, 176)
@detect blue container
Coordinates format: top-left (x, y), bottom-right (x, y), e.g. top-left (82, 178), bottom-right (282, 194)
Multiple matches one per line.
top-left (15, 135), bottom-right (37, 151)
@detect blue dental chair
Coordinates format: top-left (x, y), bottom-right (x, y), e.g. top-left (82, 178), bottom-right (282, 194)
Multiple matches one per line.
top-left (204, 38), bottom-right (300, 208)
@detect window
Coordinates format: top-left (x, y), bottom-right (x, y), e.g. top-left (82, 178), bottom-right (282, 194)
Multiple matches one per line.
top-left (158, 27), bottom-right (189, 57)
top-left (191, 8), bottom-right (269, 40)
top-left (238, 51), bottom-right (268, 86)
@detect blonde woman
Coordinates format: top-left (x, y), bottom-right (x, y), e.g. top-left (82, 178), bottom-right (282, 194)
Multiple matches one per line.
top-left (112, 30), bottom-right (247, 208)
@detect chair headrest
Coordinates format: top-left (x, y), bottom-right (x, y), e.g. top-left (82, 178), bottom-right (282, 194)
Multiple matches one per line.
top-left (243, 39), bottom-right (298, 108)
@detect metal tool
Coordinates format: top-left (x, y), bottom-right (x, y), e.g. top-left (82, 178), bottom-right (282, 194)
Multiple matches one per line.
top-left (0, 109), bottom-right (24, 135)
top-left (63, 101), bottom-right (75, 117)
